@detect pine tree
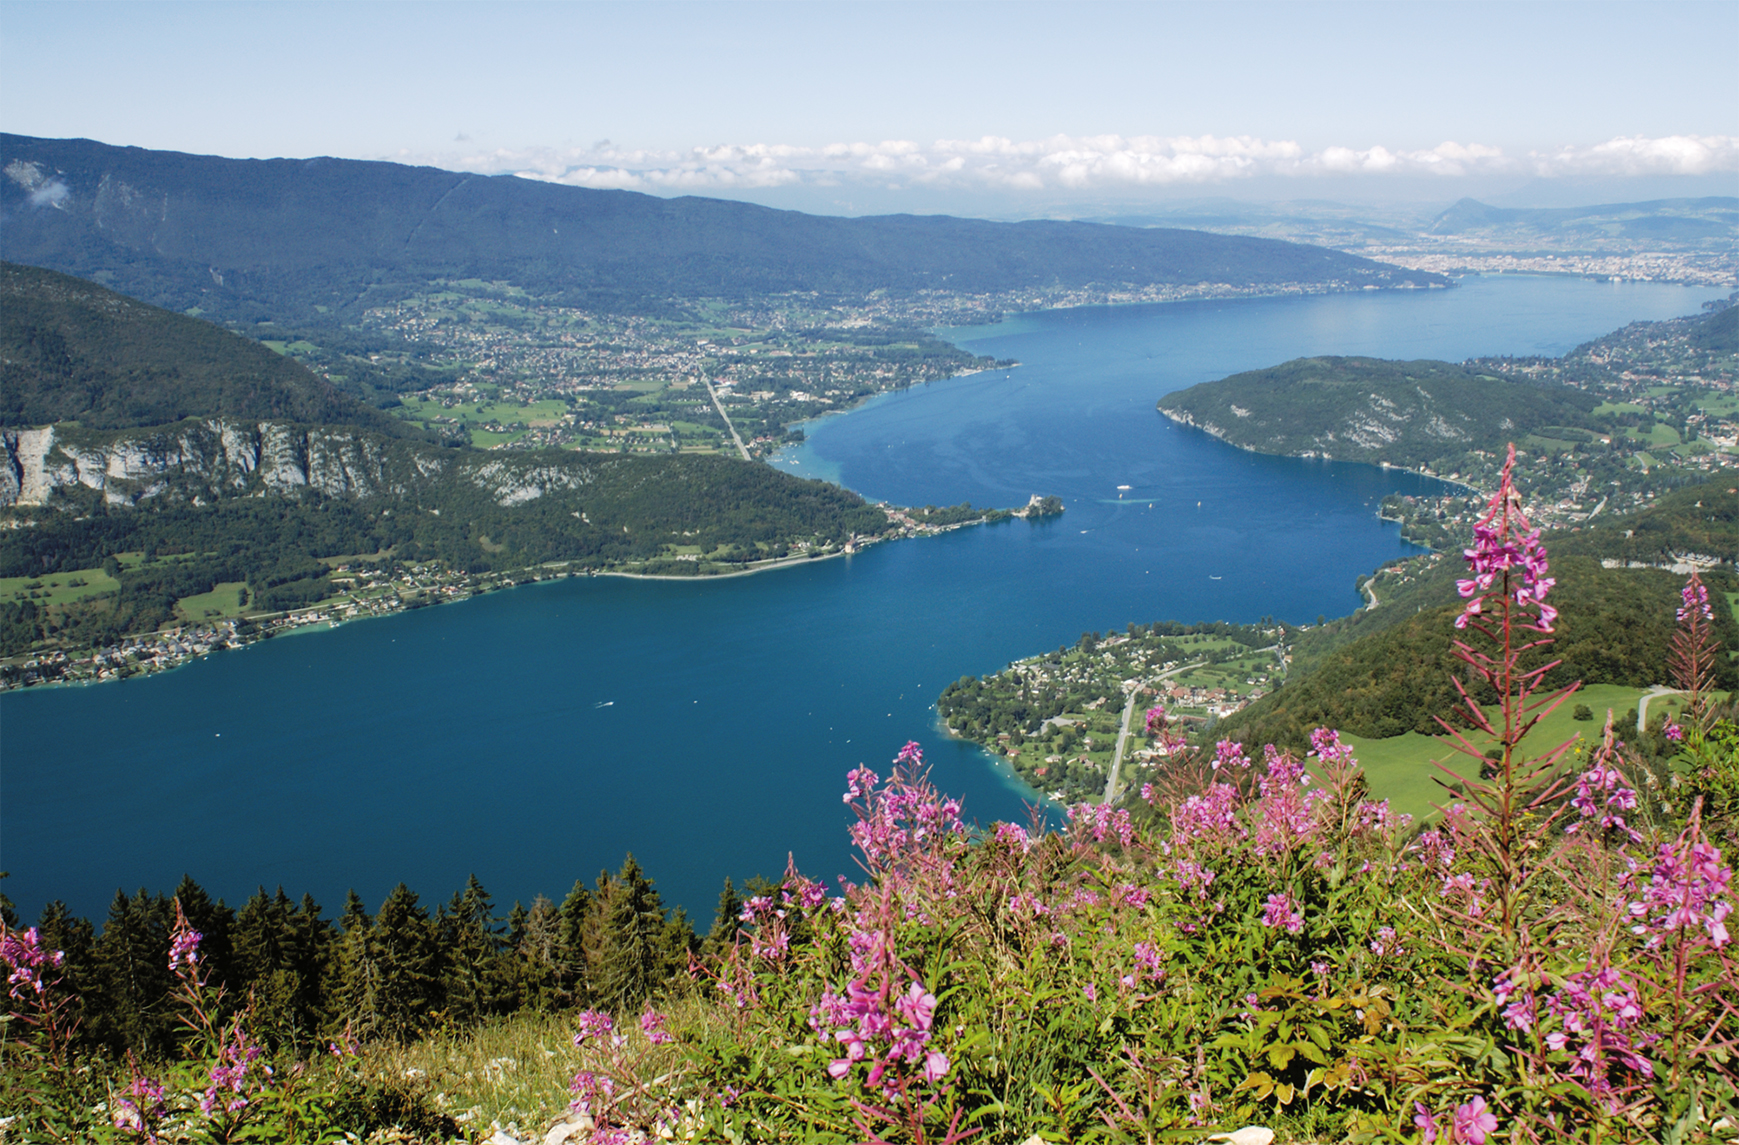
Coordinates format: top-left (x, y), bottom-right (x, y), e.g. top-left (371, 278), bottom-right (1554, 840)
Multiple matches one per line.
top-left (332, 890), bottom-right (378, 1037)
top-left (171, 875), bottom-right (235, 996)
top-left (511, 895), bottom-right (564, 1012)
top-left (369, 883), bottom-right (437, 1040)
top-left (34, 901), bottom-right (96, 1050)
top-left (590, 855), bottom-right (668, 1012)
top-left (438, 874), bottom-right (503, 1026)
top-left (92, 889), bottom-right (173, 1055)
top-left (285, 892), bottom-right (336, 1044)
top-left (703, 877), bottom-right (745, 957)
top-left (557, 879), bottom-right (593, 1006)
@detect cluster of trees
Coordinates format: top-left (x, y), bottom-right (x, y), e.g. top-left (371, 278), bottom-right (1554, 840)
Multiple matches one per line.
top-left (2, 857), bottom-right (742, 1059)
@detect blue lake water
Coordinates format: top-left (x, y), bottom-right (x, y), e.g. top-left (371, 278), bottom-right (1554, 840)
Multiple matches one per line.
top-left (1, 276), bottom-right (1724, 926)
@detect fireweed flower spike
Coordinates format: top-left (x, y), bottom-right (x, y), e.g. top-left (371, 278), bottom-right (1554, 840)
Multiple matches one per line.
top-left (1456, 446), bottom-right (1556, 633)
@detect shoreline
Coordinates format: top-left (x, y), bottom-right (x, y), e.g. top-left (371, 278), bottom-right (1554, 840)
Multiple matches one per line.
top-left (1156, 407), bottom-right (1484, 495)
top-left (1, 510), bottom-right (1026, 693)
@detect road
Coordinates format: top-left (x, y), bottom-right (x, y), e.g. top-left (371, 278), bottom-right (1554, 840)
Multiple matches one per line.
top-left (704, 378), bottom-right (751, 461)
top-left (1636, 685), bottom-right (1683, 731)
top-left (1103, 659), bottom-right (1205, 802)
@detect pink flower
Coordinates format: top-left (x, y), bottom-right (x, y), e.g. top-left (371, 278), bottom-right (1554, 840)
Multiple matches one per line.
top-left (1414, 1102), bottom-right (1439, 1142)
top-left (1, 926), bottom-right (64, 1000)
top-left (1452, 1095), bottom-right (1498, 1144)
top-left (168, 926), bottom-right (202, 972)
top-left (573, 1009), bottom-right (615, 1045)
top-left (1261, 892), bottom-right (1304, 935)
top-left (640, 1007), bottom-right (674, 1045)
top-left (1665, 723), bottom-right (1684, 742)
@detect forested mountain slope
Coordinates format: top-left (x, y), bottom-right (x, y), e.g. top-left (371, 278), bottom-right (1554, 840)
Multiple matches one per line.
top-left (1156, 356), bottom-right (1602, 469)
top-left (1, 134), bottom-right (1444, 325)
top-left (0, 262), bottom-right (406, 434)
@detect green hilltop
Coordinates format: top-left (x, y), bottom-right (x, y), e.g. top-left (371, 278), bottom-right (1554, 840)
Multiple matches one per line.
top-left (1156, 356), bottom-right (1603, 470)
top-left (1217, 482), bottom-right (1739, 749)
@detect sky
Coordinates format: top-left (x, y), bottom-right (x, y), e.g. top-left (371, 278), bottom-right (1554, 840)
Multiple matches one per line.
top-left (2, 0), bottom-right (1735, 218)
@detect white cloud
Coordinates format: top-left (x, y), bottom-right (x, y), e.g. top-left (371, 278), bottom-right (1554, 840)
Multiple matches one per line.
top-left (401, 133), bottom-right (1739, 197)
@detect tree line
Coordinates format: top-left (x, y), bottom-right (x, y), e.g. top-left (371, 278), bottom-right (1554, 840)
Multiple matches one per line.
top-left (0, 857), bottom-right (757, 1060)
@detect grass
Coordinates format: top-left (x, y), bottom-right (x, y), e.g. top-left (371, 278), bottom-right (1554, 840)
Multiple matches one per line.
top-left (0, 566), bottom-right (120, 607)
top-left (1335, 683), bottom-right (1652, 823)
top-left (356, 1000), bottom-right (719, 1136)
top-left (175, 581), bottom-right (250, 622)
top-left (1623, 423), bottom-right (1682, 447)
top-left (394, 396), bottom-right (570, 448)
top-left (1592, 401), bottom-right (1647, 416)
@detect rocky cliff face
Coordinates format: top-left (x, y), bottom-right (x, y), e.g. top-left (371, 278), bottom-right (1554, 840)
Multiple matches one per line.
top-left (0, 420), bottom-right (614, 511)
top-left (0, 420), bottom-right (423, 507)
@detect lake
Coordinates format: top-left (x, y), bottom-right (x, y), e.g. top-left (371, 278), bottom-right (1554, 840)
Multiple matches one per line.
top-left (2, 275), bottom-right (1724, 926)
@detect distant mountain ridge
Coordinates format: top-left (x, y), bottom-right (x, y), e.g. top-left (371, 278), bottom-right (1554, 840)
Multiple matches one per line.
top-left (1428, 196), bottom-right (1739, 243)
top-left (0, 134), bottom-right (1445, 325)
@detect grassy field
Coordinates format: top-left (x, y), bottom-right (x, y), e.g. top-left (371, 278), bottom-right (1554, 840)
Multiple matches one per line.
top-left (395, 396), bottom-right (570, 447)
top-left (175, 581), bottom-right (250, 622)
top-left (1334, 683), bottom-right (1652, 823)
top-left (0, 567), bottom-right (121, 607)
top-left (1622, 423), bottom-right (1682, 448)
top-left (0, 551), bottom-right (204, 608)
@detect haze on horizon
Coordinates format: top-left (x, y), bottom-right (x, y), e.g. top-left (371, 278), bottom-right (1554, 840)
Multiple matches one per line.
top-left (3, 0), bottom-right (1735, 218)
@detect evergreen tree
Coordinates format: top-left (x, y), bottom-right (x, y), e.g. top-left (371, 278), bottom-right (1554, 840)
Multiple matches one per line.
top-left (589, 855), bottom-right (669, 1011)
top-left (437, 874), bottom-right (504, 1026)
top-left (332, 890), bottom-right (378, 1037)
top-left (233, 886), bottom-right (330, 1051)
top-left (171, 875), bottom-right (235, 996)
top-left (557, 879), bottom-right (593, 1006)
top-left (92, 889), bottom-right (173, 1055)
top-left (703, 877), bottom-right (745, 957)
top-left (34, 901), bottom-right (96, 1050)
top-left (285, 892), bottom-right (336, 1046)
top-left (369, 883), bottom-right (437, 1040)
top-left (511, 895), bottom-right (564, 1012)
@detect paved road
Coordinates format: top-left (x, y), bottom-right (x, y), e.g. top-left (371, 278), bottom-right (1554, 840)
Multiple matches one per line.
top-left (704, 378), bottom-right (751, 461)
top-left (1636, 685), bottom-right (1682, 731)
top-left (1102, 659), bottom-right (1206, 802)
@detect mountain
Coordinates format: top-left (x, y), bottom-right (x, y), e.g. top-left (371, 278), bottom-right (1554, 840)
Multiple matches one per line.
top-left (0, 262), bottom-right (407, 435)
top-left (0, 268), bottom-right (899, 655)
top-left (0, 134), bottom-right (1445, 326)
top-left (1428, 196), bottom-right (1739, 245)
top-left (1155, 356), bottom-right (1602, 468)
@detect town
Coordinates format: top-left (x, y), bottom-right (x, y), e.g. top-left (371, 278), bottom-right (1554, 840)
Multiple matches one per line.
top-left (937, 622), bottom-right (1287, 806)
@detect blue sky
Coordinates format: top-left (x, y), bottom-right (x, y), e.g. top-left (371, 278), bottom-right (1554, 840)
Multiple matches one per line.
top-left (3, 1), bottom-right (1734, 215)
